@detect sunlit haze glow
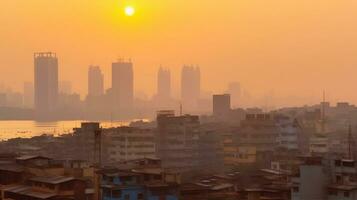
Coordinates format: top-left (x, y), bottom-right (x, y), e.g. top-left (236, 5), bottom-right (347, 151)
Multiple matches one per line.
top-left (1, 1), bottom-right (357, 107)
top-left (125, 6), bottom-right (135, 16)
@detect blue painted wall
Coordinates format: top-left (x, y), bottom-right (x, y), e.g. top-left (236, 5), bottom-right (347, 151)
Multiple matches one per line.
top-left (101, 174), bottom-right (178, 200)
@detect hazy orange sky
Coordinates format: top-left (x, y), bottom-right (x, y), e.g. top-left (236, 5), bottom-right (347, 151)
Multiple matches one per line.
top-left (1, 0), bottom-right (357, 107)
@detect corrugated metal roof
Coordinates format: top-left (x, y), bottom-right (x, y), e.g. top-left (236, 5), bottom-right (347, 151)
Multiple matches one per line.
top-left (211, 183), bottom-right (233, 191)
top-left (16, 155), bottom-right (51, 161)
top-left (0, 164), bottom-right (24, 173)
top-left (30, 176), bottom-right (75, 184)
top-left (328, 184), bottom-right (357, 191)
top-left (4, 185), bottom-right (57, 199)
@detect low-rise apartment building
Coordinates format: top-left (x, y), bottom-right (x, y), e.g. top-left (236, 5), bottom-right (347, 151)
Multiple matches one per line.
top-left (105, 127), bottom-right (156, 163)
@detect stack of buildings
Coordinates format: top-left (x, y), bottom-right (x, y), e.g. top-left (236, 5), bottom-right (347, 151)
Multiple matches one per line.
top-left (105, 127), bottom-right (156, 163)
top-left (0, 154), bottom-right (94, 200)
top-left (156, 110), bottom-right (224, 178)
top-left (97, 158), bottom-right (179, 200)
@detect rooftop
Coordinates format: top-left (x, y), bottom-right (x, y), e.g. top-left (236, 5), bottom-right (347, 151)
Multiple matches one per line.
top-left (211, 183), bottom-right (234, 191)
top-left (16, 155), bottom-right (51, 161)
top-left (4, 185), bottom-right (57, 199)
top-left (145, 182), bottom-right (170, 189)
top-left (261, 169), bottom-right (290, 175)
top-left (100, 169), bottom-right (139, 177)
top-left (328, 184), bottom-right (357, 191)
top-left (132, 168), bottom-right (162, 175)
top-left (29, 176), bottom-right (75, 184)
top-left (0, 164), bottom-right (24, 173)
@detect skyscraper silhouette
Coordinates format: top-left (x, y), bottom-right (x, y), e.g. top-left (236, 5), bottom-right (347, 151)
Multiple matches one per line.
top-left (88, 66), bottom-right (104, 97)
top-left (34, 52), bottom-right (58, 119)
top-left (157, 67), bottom-right (171, 104)
top-left (112, 60), bottom-right (134, 114)
top-left (181, 65), bottom-right (200, 112)
top-left (227, 82), bottom-right (241, 107)
top-left (59, 81), bottom-right (72, 94)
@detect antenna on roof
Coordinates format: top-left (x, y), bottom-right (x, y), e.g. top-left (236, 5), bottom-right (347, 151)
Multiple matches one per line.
top-left (322, 90), bottom-right (326, 134)
top-left (180, 102), bottom-right (183, 116)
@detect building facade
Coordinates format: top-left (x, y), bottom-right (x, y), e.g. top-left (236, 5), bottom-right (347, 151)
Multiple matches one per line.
top-left (34, 52), bottom-right (58, 119)
top-left (233, 114), bottom-right (279, 166)
top-left (213, 94), bottom-right (231, 117)
top-left (157, 67), bottom-right (171, 106)
top-left (105, 127), bottom-right (156, 162)
top-left (156, 111), bottom-right (201, 172)
top-left (112, 60), bottom-right (134, 114)
top-left (181, 65), bottom-right (200, 112)
top-left (88, 65), bottom-right (104, 97)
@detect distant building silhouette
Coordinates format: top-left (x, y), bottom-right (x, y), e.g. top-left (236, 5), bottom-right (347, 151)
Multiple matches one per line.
top-left (213, 94), bottom-right (231, 117)
top-left (227, 82), bottom-right (241, 107)
top-left (34, 52), bottom-right (58, 119)
top-left (23, 82), bottom-right (34, 108)
top-left (181, 65), bottom-right (200, 112)
top-left (156, 67), bottom-right (171, 105)
top-left (0, 93), bottom-right (5, 107)
top-left (112, 60), bottom-right (134, 113)
top-left (59, 81), bottom-right (72, 94)
top-left (6, 92), bottom-right (23, 108)
top-left (88, 66), bottom-right (104, 97)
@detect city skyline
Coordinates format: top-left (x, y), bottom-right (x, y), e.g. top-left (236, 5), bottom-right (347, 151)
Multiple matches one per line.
top-left (0, 52), bottom-right (353, 107)
top-left (0, 52), bottom-right (351, 108)
top-left (1, 2), bottom-right (357, 199)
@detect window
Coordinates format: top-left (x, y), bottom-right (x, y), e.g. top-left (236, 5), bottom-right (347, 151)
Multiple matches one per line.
top-left (293, 187), bottom-right (299, 193)
top-left (112, 190), bottom-right (121, 198)
top-left (103, 188), bottom-right (111, 196)
top-left (328, 189), bottom-right (337, 196)
top-left (344, 191), bottom-right (350, 197)
top-left (48, 184), bottom-right (56, 190)
top-left (59, 182), bottom-right (73, 191)
top-left (343, 161), bottom-right (355, 167)
top-left (154, 175), bottom-right (162, 180)
top-left (121, 176), bottom-right (132, 182)
top-left (138, 193), bottom-right (144, 200)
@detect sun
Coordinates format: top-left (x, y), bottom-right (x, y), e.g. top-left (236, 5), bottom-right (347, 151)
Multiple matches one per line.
top-left (124, 6), bottom-right (135, 16)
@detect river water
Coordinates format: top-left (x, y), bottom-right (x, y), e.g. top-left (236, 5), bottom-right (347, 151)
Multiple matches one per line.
top-left (0, 120), bottom-right (131, 140)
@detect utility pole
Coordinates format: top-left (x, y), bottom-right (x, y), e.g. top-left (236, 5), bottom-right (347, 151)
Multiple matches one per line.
top-left (348, 124), bottom-right (353, 159)
top-left (180, 102), bottom-right (183, 116)
top-left (94, 129), bottom-right (102, 167)
top-left (321, 90), bottom-right (326, 135)
top-left (93, 128), bottom-right (102, 200)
